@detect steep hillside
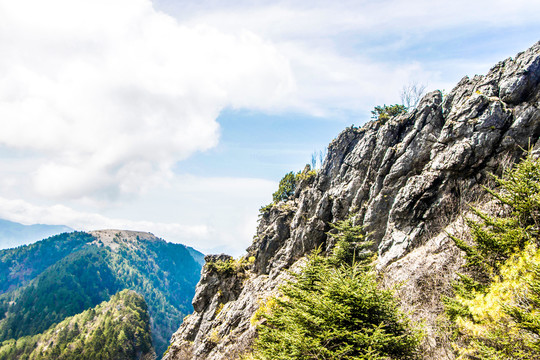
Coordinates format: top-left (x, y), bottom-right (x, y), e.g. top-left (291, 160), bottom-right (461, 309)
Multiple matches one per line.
top-left (163, 41), bottom-right (540, 359)
top-left (0, 231), bottom-right (94, 294)
top-left (0, 230), bottom-right (203, 358)
top-left (0, 290), bottom-right (155, 360)
top-left (0, 219), bottom-right (73, 249)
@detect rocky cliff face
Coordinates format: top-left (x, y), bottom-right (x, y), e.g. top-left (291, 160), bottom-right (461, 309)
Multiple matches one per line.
top-left (163, 41), bottom-right (540, 360)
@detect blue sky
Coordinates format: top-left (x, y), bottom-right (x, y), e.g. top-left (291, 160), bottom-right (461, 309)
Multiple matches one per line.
top-left (0, 0), bottom-right (538, 255)
top-left (179, 109), bottom-right (343, 179)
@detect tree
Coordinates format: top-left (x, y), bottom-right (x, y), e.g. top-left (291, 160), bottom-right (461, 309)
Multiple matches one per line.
top-left (400, 82), bottom-right (427, 110)
top-left (252, 217), bottom-right (421, 360)
top-left (272, 172), bottom-right (297, 203)
top-left (445, 152), bottom-right (540, 359)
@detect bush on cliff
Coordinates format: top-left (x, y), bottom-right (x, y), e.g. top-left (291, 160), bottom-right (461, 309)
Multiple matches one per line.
top-left (371, 104), bottom-right (407, 123)
top-left (259, 167), bottom-right (316, 215)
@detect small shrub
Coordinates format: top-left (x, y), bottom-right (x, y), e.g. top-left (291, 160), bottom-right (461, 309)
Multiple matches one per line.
top-left (206, 257), bottom-right (251, 277)
top-left (258, 203), bottom-right (273, 215)
top-left (206, 259), bottom-right (235, 276)
top-left (260, 168), bottom-right (316, 215)
top-left (272, 172), bottom-right (297, 203)
top-left (371, 104), bottom-right (407, 123)
top-left (207, 329), bottom-right (221, 344)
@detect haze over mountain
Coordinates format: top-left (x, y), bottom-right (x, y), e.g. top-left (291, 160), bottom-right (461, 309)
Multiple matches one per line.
top-left (0, 218), bottom-right (72, 249)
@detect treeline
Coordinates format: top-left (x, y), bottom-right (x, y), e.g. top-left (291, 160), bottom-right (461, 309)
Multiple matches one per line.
top-left (0, 232), bottom-right (94, 294)
top-left (0, 247), bottom-right (118, 340)
top-left (0, 290), bottom-right (154, 360)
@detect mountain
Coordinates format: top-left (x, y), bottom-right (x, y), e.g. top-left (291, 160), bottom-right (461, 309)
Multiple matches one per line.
top-left (0, 230), bottom-right (204, 358)
top-left (0, 218), bottom-right (73, 249)
top-left (163, 41), bottom-right (540, 359)
top-left (0, 290), bottom-right (155, 360)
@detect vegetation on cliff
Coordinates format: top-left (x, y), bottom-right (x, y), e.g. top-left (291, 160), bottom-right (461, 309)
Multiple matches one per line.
top-left (370, 104), bottom-right (407, 123)
top-left (259, 167), bottom-right (317, 214)
top-left (445, 152), bottom-right (540, 359)
top-left (250, 217), bottom-right (422, 359)
top-left (0, 290), bottom-right (154, 360)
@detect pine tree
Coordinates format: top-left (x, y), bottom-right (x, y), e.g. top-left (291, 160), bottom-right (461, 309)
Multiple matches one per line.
top-left (445, 152), bottom-right (540, 359)
top-left (252, 217), bottom-right (421, 359)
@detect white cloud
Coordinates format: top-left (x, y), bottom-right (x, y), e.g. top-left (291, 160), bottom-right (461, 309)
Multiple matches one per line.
top-left (175, 0), bottom-right (540, 38)
top-left (0, 174), bottom-right (276, 255)
top-left (0, 0), bottom-right (294, 199)
top-left (1, 0), bottom-right (538, 255)
top-left (2, 0), bottom-right (536, 202)
top-left (167, 0), bottom-right (540, 116)
top-left (273, 43), bottom-right (436, 117)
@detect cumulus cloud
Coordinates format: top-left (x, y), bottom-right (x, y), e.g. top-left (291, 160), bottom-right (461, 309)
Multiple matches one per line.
top-left (0, 0), bottom-right (294, 199)
top-left (0, 174), bottom-right (276, 254)
top-left (173, 0), bottom-right (540, 115)
top-left (2, 0), bottom-right (535, 202)
top-left (1, 0), bottom-right (538, 254)
top-left (177, 0), bottom-right (540, 38)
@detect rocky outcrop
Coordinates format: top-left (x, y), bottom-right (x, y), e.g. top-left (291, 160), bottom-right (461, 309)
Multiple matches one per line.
top-left (163, 41), bottom-right (540, 359)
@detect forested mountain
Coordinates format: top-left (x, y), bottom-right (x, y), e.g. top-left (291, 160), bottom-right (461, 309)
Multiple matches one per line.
top-left (0, 290), bottom-right (155, 360)
top-left (0, 230), bottom-right (203, 358)
top-left (0, 218), bottom-right (73, 250)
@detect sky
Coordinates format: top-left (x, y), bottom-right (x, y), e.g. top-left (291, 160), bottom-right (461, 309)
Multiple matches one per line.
top-left (0, 0), bottom-right (539, 255)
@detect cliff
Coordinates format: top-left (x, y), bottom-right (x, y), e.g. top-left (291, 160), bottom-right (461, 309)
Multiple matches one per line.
top-left (163, 41), bottom-right (540, 359)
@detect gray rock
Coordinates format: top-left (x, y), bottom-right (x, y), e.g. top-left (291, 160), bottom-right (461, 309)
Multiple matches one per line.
top-left (163, 41), bottom-right (540, 360)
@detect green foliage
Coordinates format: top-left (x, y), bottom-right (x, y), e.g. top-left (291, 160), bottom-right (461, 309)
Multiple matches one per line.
top-left (0, 290), bottom-right (154, 360)
top-left (260, 167), bottom-right (317, 215)
top-left (371, 104), bottom-right (408, 123)
top-left (258, 203), bottom-right (273, 214)
top-left (445, 153), bottom-right (540, 359)
top-left (0, 232), bottom-right (94, 294)
top-left (327, 216), bottom-right (374, 268)
top-left (260, 171), bottom-right (298, 215)
top-left (251, 218), bottom-right (421, 359)
top-left (205, 257), bottom-right (251, 277)
top-left (273, 171), bottom-right (297, 203)
top-left (0, 247), bottom-right (119, 341)
top-left (93, 235), bottom-right (203, 357)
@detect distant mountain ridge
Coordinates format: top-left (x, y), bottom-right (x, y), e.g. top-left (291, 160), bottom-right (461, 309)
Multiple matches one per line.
top-left (0, 218), bottom-right (73, 249)
top-left (0, 230), bottom-right (204, 358)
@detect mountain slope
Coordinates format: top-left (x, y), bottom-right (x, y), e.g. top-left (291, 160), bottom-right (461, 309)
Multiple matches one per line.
top-left (0, 218), bottom-right (72, 249)
top-left (163, 41), bottom-right (540, 359)
top-left (0, 290), bottom-right (155, 360)
top-left (0, 231), bottom-right (94, 294)
top-left (0, 230), bottom-right (203, 358)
